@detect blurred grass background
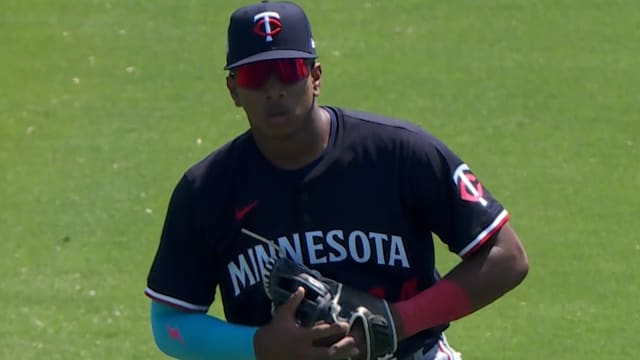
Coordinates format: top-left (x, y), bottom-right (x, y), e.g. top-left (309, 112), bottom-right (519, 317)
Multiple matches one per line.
top-left (1, 0), bottom-right (638, 358)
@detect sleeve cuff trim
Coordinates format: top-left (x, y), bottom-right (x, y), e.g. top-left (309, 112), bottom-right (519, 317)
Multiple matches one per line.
top-left (458, 209), bottom-right (510, 258)
top-left (145, 287), bottom-right (210, 312)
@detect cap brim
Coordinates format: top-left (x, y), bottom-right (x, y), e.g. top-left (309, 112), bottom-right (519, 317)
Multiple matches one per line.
top-left (224, 50), bottom-right (316, 70)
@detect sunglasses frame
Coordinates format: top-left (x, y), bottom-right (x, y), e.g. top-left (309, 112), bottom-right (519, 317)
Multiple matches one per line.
top-left (230, 58), bottom-right (313, 90)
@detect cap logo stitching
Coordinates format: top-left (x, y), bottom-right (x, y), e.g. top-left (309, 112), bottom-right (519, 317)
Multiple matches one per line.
top-left (253, 11), bottom-right (281, 42)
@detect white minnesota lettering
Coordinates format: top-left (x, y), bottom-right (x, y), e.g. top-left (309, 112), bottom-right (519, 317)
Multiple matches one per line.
top-left (227, 229), bottom-right (410, 296)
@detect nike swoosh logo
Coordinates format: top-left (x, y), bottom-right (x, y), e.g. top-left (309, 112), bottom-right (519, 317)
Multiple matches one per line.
top-left (235, 200), bottom-right (258, 221)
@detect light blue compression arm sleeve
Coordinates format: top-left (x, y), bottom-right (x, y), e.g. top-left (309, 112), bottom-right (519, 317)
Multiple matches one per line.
top-left (150, 300), bottom-right (258, 360)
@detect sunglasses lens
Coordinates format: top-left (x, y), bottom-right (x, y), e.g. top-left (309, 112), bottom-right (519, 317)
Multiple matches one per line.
top-left (274, 59), bottom-right (309, 84)
top-left (234, 61), bottom-right (271, 89)
top-left (234, 59), bottom-right (310, 89)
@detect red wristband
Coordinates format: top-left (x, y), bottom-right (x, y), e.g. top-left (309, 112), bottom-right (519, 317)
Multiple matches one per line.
top-left (394, 279), bottom-right (473, 338)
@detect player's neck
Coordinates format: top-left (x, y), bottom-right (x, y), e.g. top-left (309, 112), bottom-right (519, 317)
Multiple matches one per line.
top-left (253, 106), bottom-right (330, 171)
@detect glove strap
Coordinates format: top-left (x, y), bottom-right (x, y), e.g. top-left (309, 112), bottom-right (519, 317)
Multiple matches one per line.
top-left (347, 305), bottom-right (397, 360)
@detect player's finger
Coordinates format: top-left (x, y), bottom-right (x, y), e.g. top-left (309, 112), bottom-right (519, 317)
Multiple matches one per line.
top-left (329, 334), bottom-right (359, 359)
top-left (278, 286), bottom-right (305, 316)
top-left (310, 321), bottom-right (349, 340)
top-left (309, 335), bottom-right (359, 360)
top-left (347, 321), bottom-right (366, 360)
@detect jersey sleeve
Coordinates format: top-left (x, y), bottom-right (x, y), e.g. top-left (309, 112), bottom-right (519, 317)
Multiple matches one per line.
top-left (145, 174), bottom-right (218, 312)
top-left (403, 131), bottom-right (509, 258)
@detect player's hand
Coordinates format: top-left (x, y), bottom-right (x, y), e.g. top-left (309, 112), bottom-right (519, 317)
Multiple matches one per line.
top-left (346, 320), bottom-right (366, 360)
top-left (254, 287), bottom-right (360, 360)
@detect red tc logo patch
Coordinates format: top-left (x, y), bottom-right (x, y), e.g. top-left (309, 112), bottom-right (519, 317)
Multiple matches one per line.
top-left (453, 164), bottom-right (488, 206)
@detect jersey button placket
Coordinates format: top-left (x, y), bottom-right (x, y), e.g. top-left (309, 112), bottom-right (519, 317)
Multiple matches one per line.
top-left (299, 191), bottom-right (311, 225)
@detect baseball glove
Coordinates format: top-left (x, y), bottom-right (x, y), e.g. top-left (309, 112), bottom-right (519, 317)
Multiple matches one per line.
top-left (263, 256), bottom-right (398, 360)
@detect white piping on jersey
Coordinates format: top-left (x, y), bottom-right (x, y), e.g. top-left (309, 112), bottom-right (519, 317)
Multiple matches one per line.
top-left (144, 287), bottom-right (209, 312)
top-left (457, 209), bottom-right (509, 258)
top-left (241, 227), bottom-right (284, 257)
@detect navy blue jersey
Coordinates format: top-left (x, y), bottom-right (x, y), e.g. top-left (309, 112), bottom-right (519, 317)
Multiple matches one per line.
top-left (145, 106), bottom-right (509, 356)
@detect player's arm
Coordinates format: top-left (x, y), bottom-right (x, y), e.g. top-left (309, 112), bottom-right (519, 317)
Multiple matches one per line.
top-left (444, 222), bottom-right (528, 311)
top-left (391, 222), bottom-right (528, 339)
top-left (150, 300), bottom-right (258, 359)
top-left (148, 173), bottom-right (261, 359)
top-left (391, 130), bottom-right (529, 340)
top-left (151, 294), bottom-right (357, 360)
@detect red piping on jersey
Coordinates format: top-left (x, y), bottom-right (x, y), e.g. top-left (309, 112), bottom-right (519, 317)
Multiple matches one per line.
top-left (461, 211), bottom-right (509, 259)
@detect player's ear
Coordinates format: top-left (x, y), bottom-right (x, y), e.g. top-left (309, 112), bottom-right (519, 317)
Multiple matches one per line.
top-left (310, 62), bottom-right (322, 97)
top-left (226, 75), bottom-right (242, 107)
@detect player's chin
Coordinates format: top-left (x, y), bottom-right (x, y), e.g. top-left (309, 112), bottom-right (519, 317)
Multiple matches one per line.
top-left (258, 118), bottom-right (300, 138)
top-left (263, 114), bottom-right (303, 135)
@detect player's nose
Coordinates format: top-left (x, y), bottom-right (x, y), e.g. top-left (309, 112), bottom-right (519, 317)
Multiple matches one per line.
top-left (262, 75), bottom-right (286, 99)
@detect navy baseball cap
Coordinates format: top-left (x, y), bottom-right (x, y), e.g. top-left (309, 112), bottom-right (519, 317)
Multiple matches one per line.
top-left (224, 1), bottom-right (317, 70)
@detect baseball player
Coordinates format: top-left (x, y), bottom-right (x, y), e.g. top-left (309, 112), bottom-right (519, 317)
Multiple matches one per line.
top-left (145, 1), bottom-right (529, 359)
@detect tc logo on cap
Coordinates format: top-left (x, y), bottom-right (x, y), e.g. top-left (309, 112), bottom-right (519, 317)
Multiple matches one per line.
top-left (253, 11), bottom-right (281, 42)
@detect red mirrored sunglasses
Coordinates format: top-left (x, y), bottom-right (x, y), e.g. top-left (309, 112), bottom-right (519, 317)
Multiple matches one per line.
top-left (232, 58), bottom-right (311, 89)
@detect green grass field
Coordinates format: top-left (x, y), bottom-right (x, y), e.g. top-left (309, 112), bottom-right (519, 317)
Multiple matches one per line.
top-left (1, 0), bottom-right (638, 358)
